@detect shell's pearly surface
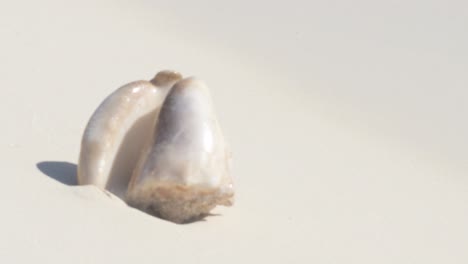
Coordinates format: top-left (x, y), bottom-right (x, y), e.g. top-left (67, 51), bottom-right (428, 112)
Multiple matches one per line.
top-left (78, 71), bottom-right (234, 223)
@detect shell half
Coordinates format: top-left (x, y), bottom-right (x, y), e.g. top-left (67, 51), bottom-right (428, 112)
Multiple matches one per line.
top-left (78, 71), bottom-right (182, 197)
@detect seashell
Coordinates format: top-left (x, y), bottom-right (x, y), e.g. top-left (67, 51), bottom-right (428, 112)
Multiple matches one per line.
top-left (78, 71), bottom-right (234, 223)
top-left (78, 71), bottom-right (182, 197)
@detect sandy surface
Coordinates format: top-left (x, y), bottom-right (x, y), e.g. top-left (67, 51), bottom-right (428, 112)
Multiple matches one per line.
top-left (1, 0), bottom-right (467, 263)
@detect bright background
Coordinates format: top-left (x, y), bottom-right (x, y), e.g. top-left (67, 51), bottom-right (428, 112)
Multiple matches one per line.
top-left (1, 0), bottom-right (467, 263)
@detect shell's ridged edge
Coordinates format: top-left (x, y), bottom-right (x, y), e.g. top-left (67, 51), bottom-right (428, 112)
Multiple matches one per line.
top-left (126, 184), bottom-right (234, 224)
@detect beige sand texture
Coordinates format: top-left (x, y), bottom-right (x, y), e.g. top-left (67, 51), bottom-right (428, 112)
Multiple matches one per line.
top-left (1, 0), bottom-right (468, 263)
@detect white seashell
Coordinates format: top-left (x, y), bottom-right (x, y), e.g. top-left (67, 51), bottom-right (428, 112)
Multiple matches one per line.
top-left (78, 71), bottom-right (182, 197)
top-left (126, 77), bottom-right (234, 223)
top-left (78, 71), bottom-right (234, 223)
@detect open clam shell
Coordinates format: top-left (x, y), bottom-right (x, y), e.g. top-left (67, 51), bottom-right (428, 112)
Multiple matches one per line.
top-left (78, 71), bottom-right (234, 223)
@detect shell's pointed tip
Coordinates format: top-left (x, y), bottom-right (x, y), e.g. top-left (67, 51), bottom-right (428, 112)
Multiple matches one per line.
top-left (150, 70), bottom-right (183, 86)
top-left (172, 76), bottom-right (207, 92)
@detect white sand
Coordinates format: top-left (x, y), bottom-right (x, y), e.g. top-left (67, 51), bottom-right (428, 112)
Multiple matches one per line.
top-left (1, 0), bottom-right (467, 263)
